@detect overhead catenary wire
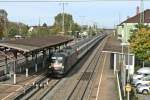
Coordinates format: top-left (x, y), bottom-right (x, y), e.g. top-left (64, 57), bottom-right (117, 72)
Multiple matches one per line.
top-left (140, 0), bottom-right (144, 23)
top-left (0, 0), bottom-right (148, 3)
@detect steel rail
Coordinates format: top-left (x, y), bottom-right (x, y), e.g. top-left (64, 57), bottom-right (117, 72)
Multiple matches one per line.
top-left (66, 38), bottom-right (104, 100)
top-left (14, 73), bottom-right (48, 100)
top-left (35, 79), bottom-right (61, 100)
top-left (81, 40), bottom-right (106, 100)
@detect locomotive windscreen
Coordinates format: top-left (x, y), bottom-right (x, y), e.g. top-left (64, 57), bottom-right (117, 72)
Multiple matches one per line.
top-left (51, 56), bottom-right (63, 63)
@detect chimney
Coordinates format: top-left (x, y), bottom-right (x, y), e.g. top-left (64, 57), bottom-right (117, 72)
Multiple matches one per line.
top-left (136, 6), bottom-right (140, 15)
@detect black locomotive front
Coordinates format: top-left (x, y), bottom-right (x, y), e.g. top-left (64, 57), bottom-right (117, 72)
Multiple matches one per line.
top-left (49, 53), bottom-right (66, 77)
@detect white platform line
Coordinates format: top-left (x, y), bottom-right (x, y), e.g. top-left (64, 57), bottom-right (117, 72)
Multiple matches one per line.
top-left (95, 53), bottom-right (107, 100)
top-left (102, 50), bottom-right (134, 56)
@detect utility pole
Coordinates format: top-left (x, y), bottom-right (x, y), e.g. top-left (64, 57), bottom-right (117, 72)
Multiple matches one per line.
top-left (140, 0), bottom-right (145, 67)
top-left (61, 2), bottom-right (65, 35)
top-left (38, 17), bottom-right (41, 26)
top-left (140, 0), bottom-right (144, 24)
top-left (79, 16), bottom-right (85, 33)
top-left (118, 12), bottom-right (121, 25)
top-left (69, 20), bottom-right (72, 33)
top-left (4, 18), bottom-right (7, 38)
top-left (18, 22), bottom-right (21, 35)
top-left (59, 2), bottom-right (68, 35)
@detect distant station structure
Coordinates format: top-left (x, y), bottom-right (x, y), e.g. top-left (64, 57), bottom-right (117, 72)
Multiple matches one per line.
top-left (0, 36), bottom-right (73, 84)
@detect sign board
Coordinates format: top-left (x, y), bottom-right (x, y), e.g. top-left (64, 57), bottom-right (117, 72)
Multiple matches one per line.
top-left (125, 83), bottom-right (132, 92)
top-left (120, 43), bottom-right (130, 46)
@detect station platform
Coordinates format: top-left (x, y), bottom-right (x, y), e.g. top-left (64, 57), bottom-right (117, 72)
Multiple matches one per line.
top-left (0, 70), bottom-right (46, 100)
top-left (88, 52), bottom-right (117, 100)
top-left (89, 35), bottom-right (123, 100)
top-left (0, 83), bottom-right (22, 100)
top-left (0, 34), bottom-right (127, 100)
top-left (0, 35), bottom-right (73, 100)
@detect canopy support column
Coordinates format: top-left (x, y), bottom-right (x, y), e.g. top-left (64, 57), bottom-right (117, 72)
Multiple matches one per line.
top-left (4, 48), bottom-right (8, 74)
top-left (25, 54), bottom-right (29, 77)
top-left (49, 49), bottom-right (51, 59)
top-left (33, 52), bottom-right (38, 72)
top-left (42, 50), bottom-right (46, 68)
top-left (13, 52), bottom-right (17, 84)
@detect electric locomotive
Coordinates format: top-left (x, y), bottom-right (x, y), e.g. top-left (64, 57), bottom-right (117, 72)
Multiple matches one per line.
top-left (49, 34), bottom-right (105, 77)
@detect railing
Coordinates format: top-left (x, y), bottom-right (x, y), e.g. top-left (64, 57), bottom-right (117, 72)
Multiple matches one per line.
top-left (116, 71), bottom-right (123, 100)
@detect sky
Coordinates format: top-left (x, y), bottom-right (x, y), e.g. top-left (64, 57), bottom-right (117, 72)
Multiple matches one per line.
top-left (0, 0), bottom-right (150, 28)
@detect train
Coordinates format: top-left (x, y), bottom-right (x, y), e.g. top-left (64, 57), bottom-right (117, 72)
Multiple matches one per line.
top-left (48, 34), bottom-right (106, 77)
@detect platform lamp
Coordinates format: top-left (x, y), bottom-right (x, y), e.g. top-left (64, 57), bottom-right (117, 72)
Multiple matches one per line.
top-left (120, 42), bottom-right (126, 97)
top-left (121, 42), bottom-right (130, 99)
top-left (120, 24), bottom-right (127, 97)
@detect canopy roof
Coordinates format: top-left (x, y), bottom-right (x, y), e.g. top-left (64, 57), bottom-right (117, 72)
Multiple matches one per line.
top-left (0, 36), bottom-right (73, 53)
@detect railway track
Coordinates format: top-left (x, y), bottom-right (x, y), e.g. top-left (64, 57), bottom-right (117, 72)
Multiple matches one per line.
top-left (66, 38), bottom-right (105, 100)
top-left (41, 37), bottom-right (107, 100)
top-left (28, 79), bottom-right (61, 100)
top-left (13, 36), bottom-right (107, 100)
top-left (13, 73), bottom-right (49, 100)
top-left (12, 69), bottom-right (61, 100)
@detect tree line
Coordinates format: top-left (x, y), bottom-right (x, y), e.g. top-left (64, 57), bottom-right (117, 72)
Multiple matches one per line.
top-left (0, 13), bottom-right (83, 38)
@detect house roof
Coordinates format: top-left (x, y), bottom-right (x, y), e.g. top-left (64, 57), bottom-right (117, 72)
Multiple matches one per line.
top-left (120, 9), bottom-right (150, 25)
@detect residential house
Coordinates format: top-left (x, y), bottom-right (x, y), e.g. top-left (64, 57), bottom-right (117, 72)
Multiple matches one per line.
top-left (117, 9), bottom-right (150, 43)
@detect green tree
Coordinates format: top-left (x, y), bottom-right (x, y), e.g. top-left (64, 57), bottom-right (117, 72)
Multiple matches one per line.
top-left (7, 22), bottom-right (28, 37)
top-left (129, 28), bottom-right (150, 61)
top-left (71, 23), bottom-right (81, 35)
top-left (29, 27), bottom-right (51, 37)
top-left (129, 23), bottom-right (150, 42)
top-left (0, 17), bottom-right (5, 39)
top-left (8, 28), bottom-right (19, 37)
top-left (52, 13), bottom-right (81, 35)
top-left (18, 23), bottom-right (29, 36)
top-left (37, 27), bottom-right (50, 36)
top-left (43, 23), bottom-right (47, 27)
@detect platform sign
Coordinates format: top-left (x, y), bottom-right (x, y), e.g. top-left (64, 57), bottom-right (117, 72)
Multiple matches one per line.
top-left (125, 83), bottom-right (131, 92)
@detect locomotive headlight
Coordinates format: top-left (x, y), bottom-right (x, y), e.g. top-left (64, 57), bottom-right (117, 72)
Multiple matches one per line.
top-left (50, 63), bottom-right (54, 68)
top-left (61, 66), bottom-right (64, 69)
top-left (49, 66), bottom-right (51, 68)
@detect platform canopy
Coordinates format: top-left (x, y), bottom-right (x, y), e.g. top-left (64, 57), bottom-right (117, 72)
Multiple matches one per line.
top-left (0, 36), bottom-right (73, 53)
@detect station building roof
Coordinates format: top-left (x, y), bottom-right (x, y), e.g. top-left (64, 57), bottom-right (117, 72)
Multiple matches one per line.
top-left (119, 9), bottom-right (150, 25)
top-left (0, 36), bottom-right (73, 53)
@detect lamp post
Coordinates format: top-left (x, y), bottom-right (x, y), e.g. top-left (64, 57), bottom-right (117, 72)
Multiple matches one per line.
top-left (127, 43), bottom-right (130, 82)
top-left (62, 2), bottom-right (65, 34)
top-left (121, 43), bottom-right (126, 97)
top-left (59, 2), bottom-right (67, 35)
top-left (121, 42), bottom-right (130, 99)
top-left (120, 23), bottom-right (126, 97)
